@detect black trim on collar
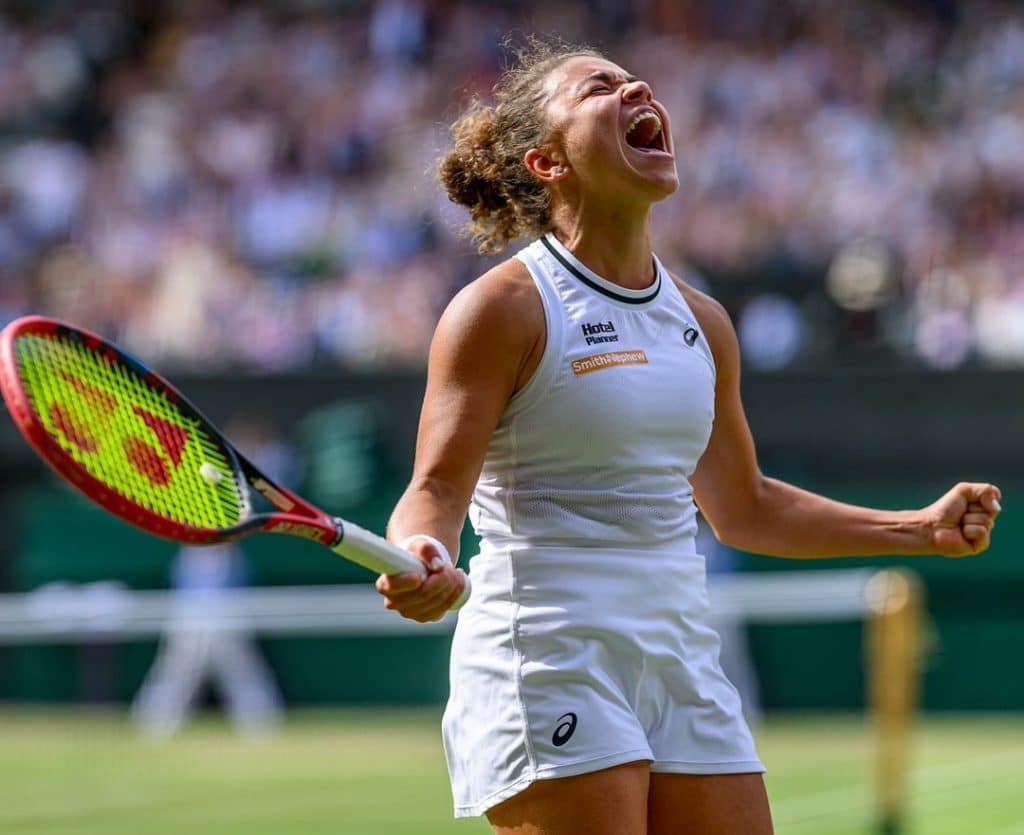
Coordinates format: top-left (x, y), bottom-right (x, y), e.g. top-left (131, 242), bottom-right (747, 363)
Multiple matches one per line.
top-left (541, 235), bottom-right (660, 305)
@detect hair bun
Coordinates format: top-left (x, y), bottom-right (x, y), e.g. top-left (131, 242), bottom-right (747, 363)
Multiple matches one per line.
top-left (437, 39), bottom-right (602, 254)
top-left (440, 106), bottom-right (510, 214)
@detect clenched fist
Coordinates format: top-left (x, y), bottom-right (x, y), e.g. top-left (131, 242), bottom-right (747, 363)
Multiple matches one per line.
top-left (923, 482), bottom-right (1001, 557)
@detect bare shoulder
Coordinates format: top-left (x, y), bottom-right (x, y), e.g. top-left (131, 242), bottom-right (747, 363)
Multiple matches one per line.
top-left (441, 257), bottom-right (542, 337)
top-left (433, 256), bottom-right (544, 391)
top-left (668, 272), bottom-right (739, 375)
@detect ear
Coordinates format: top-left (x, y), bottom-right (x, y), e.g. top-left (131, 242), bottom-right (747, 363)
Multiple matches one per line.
top-left (524, 148), bottom-right (571, 183)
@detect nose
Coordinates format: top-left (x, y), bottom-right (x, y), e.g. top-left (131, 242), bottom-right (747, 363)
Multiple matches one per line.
top-left (622, 79), bottom-right (653, 103)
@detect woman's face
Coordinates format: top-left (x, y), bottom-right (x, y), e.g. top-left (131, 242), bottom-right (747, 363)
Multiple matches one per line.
top-left (537, 55), bottom-right (678, 205)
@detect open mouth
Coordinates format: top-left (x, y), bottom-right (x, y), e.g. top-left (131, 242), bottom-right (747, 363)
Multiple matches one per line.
top-left (625, 110), bottom-right (667, 153)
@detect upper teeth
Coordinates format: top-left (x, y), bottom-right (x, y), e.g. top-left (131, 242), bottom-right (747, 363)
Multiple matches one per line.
top-left (627, 111), bottom-right (662, 137)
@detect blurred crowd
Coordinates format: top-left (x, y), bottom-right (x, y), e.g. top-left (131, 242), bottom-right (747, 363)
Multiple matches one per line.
top-left (1, 0), bottom-right (1022, 371)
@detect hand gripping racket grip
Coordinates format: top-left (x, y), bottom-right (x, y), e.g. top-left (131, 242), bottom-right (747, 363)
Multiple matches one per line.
top-left (330, 519), bottom-right (471, 611)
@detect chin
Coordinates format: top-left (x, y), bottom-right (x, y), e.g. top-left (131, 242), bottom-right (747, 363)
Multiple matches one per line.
top-left (651, 175), bottom-right (679, 199)
top-left (638, 171), bottom-right (679, 202)
top-left (620, 155), bottom-right (679, 202)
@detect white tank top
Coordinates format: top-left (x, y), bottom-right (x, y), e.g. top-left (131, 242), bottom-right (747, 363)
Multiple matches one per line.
top-left (469, 233), bottom-right (717, 551)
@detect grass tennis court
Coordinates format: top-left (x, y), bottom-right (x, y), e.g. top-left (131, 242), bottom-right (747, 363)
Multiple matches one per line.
top-left (1, 709), bottom-right (1021, 835)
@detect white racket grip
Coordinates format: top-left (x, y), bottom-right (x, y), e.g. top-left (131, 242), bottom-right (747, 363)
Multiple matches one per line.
top-left (331, 518), bottom-right (425, 576)
top-left (331, 520), bottom-right (471, 611)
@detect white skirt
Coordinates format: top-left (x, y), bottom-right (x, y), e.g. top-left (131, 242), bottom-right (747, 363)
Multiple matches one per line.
top-left (442, 543), bottom-right (764, 819)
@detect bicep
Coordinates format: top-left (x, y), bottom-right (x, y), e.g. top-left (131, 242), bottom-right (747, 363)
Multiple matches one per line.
top-left (409, 273), bottom-right (540, 508)
top-left (412, 346), bottom-right (513, 506)
top-left (689, 303), bottom-right (764, 536)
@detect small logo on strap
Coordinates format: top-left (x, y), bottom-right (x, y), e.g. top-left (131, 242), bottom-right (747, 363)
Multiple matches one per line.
top-left (684, 327), bottom-right (699, 347)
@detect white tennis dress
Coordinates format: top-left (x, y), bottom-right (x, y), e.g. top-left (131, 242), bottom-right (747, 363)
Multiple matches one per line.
top-left (443, 233), bottom-right (764, 818)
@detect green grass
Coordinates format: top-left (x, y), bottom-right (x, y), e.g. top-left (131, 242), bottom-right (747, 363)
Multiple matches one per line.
top-left (0, 709), bottom-right (1021, 834)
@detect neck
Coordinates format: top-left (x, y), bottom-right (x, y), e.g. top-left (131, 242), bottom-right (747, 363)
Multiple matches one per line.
top-left (549, 200), bottom-right (655, 290)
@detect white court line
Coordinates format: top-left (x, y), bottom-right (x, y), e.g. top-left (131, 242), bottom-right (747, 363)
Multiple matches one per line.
top-left (916, 773), bottom-right (1024, 812)
top-left (985, 823), bottom-right (1024, 835)
top-left (772, 789), bottom-right (869, 829)
top-left (772, 746), bottom-right (1024, 828)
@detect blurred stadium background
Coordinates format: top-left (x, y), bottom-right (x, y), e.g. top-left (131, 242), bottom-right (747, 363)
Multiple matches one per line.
top-left (0, 0), bottom-right (1022, 833)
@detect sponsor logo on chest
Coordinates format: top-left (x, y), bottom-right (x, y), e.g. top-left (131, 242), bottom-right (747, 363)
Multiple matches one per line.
top-left (571, 349), bottom-right (649, 376)
top-left (581, 320), bottom-right (619, 345)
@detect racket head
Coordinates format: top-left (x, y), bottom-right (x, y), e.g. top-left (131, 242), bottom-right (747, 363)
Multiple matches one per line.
top-left (0, 316), bottom-right (259, 543)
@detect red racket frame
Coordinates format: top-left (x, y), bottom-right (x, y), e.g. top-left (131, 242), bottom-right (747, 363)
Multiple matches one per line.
top-left (0, 316), bottom-right (341, 547)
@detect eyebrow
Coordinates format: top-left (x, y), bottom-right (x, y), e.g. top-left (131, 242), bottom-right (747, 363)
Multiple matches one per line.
top-left (575, 70), bottom-right (639, 94)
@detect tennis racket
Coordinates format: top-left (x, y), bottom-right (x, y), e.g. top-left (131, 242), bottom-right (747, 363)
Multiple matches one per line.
top-left (0, 315), bottom-right (468, 608)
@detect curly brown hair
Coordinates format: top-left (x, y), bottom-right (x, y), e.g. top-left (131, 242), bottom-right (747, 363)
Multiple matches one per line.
top-left (438, 37), bottom-right (605, 254)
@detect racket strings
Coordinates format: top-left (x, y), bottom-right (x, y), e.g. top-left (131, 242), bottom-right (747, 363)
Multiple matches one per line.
top-left (15, 333), bottom-right (244, 529)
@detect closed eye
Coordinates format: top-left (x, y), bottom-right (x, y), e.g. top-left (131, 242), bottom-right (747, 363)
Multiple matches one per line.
top-left (576, 70), bottom-right (638, 100)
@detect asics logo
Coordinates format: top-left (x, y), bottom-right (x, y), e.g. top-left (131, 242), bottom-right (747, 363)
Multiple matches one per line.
top-left (552, 712), bottom-right (578, 747)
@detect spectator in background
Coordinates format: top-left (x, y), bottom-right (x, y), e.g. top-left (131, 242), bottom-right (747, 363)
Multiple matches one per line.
top-left (3, 0), bottom-right (1024, 371)
top-left (131, 541), bottom-right (283, 737)
top-left (131, 418), bottom-right (295, 736)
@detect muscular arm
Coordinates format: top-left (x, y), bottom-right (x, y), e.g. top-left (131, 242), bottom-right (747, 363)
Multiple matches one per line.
top-left (378, 259), bottom-right (544, 619)
top-left (682, 284), bottom-right (1001, 559)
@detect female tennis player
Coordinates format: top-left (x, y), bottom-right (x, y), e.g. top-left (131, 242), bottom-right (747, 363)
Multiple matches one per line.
top-left (376, 40), bottom-right (1002, 835)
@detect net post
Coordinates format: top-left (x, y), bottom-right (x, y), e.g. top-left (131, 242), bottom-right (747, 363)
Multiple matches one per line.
top-left (865, 569), bottom-right (925, 835)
